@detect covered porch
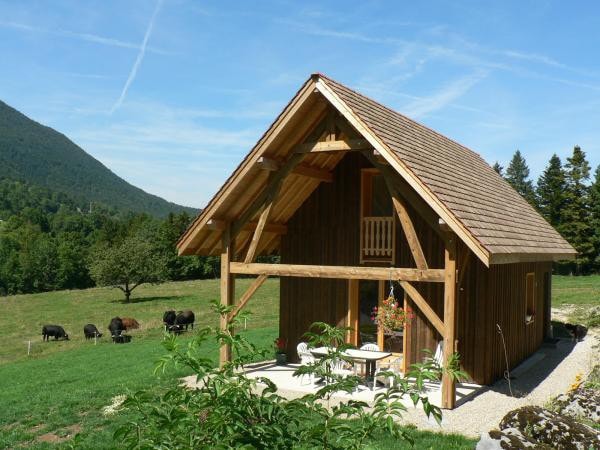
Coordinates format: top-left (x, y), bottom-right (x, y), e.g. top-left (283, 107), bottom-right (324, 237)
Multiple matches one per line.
top-left (236, 361), bottom-right (482, 409)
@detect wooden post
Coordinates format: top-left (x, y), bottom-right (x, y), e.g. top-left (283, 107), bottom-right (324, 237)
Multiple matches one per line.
top-left (377, 280), bottom-right (385, 350)
top-left (402, 292), bottom-right (411, 374)
top-left (347, 280), bottom-right (359, 345)
top-left (442, 233), bottom-right (457, 409)
top-left (220, 224), bottom-right (235, 367)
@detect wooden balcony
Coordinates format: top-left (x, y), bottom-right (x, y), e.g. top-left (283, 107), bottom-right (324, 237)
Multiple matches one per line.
top-left (360, 216), bottom-right (396, 263)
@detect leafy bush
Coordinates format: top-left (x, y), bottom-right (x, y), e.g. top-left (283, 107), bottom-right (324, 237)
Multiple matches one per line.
top-left (115, 301), bottom-right (466, 449)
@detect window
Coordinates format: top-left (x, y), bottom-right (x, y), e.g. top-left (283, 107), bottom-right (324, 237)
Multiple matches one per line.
top-left (525, 272), bottom-right (536, 324)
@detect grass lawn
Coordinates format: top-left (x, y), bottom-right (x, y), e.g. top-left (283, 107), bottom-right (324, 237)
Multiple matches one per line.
top-left (0, 278), bottom-right (477, 449)
top-left (552, 275), bottom-right (600, 306)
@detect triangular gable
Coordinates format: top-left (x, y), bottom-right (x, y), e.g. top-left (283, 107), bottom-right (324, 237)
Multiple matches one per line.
top-left (178, 74), bottom-right (576, 266)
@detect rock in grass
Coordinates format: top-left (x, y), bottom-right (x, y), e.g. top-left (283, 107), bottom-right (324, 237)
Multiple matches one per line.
top-left (499, 406), bottom-right (600, 450)
top-left (476, 428), bottom-right (552, 449)
top-left (554, 387), bottom-right (600, 423)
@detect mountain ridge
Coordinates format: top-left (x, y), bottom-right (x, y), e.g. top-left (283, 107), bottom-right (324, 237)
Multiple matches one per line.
top-left (0, 100), bottom-right (197, 217)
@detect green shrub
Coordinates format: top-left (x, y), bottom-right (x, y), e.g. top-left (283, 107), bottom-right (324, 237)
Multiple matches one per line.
top-left (115, 301), bottom-right (466, 449)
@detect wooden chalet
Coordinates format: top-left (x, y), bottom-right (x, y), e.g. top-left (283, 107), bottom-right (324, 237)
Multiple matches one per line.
top-left (177, 73), bottom-right (576, 409)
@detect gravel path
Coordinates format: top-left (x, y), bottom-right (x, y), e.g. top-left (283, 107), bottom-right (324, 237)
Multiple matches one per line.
top-left (399, 330), bottom-right (599, 437)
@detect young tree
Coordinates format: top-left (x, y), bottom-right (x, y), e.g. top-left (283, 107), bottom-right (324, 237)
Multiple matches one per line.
top-left (536, 154), bottom-right (566, 228)
top-left (492, 161), bottom-right (504, 176)
top-left (505, 150), bottom-right (536, 206)
top-left (560, 146), bottom-right (594, 274)
top-left (89, 234), bottom-right (167, 302)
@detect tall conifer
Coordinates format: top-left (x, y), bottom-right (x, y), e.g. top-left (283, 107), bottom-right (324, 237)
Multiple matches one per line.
top-left (505, 150), bottom-right (536, 206)
top-left (536, 154), bottom-right (566, 228)
top-left (590, 165), bottom-right (600, 271)
top-left (560, 146), bottom-right (593, 273)
top-left (492, 162), bottom-right (504, 176)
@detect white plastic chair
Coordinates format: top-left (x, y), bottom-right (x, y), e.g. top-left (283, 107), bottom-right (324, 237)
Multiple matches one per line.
top-left (296, 342), bottom-right (315, 385)
top-left (328, 358), bottom-right (355, 391)
top-left (377, 356), bottom-right (403, 387)
top-left (360, 343), bottom-right (380, 352)
top-left (356, 343), bottom-right (380, 377)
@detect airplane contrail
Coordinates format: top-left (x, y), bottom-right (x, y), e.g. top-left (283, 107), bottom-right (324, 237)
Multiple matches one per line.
top-left (110, 0), bottom-right (163, 114)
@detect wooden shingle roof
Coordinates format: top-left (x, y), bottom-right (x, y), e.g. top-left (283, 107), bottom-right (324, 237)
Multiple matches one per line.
top-left (177, 74), bottom-right (576, 265)
top-left (318, 75), bottom-right (576, 264)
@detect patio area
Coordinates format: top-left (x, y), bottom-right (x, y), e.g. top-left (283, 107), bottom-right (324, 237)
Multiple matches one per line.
top-left (242, 361), bottom-right (483, 409)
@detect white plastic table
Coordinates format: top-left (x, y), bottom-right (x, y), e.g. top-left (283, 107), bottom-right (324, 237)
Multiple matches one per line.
top-left (310, 347), bottom-right (392, 390)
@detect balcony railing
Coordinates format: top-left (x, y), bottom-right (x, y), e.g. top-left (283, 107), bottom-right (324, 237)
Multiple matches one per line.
top-left (361, 216), bottom-right (395, 263)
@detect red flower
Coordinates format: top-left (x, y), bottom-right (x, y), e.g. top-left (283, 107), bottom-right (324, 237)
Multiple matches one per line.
top-left (274, 337), bottom-right (286, 351)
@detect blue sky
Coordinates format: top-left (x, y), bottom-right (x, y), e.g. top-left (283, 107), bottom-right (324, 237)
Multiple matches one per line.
top-left (1, 0), bottom-right (599, 208)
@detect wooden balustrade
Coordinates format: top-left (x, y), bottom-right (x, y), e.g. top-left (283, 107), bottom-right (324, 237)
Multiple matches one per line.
top-left (361, 216), bottom-right (395, 263)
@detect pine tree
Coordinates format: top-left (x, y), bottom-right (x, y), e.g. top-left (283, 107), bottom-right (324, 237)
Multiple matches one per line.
top-left (492, 162), bottom-right (504, 176)
top-left (505, 150), bottom-right (536, 206)
top-left (590, 165), bottom-right (600, 271)
top-left (536, 154), bottom-right (566, 228)
top-left (560, 146), bottom-right (594, 274)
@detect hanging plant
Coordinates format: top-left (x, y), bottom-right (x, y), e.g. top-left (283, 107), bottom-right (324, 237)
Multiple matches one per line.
top-left (371, 296), bottom-right (412, 334)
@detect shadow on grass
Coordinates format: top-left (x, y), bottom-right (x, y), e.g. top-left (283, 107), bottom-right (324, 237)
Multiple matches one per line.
top-left (110, 295), bottom-right (187, 304)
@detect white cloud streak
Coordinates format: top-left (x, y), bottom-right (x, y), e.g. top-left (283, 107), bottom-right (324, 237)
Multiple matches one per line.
top-left (402, 70), bottom-right (488, 118)
top-left (110, 0), bottom-right (163, 114)
top-left (0, 20), bottom-right (169, 55)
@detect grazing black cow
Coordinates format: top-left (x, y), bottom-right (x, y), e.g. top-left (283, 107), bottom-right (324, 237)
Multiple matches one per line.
top-left (167, 324), bottom-right (184, 335)
top-left (83, 324), bottom-right (102, 340)
top-left (163, 310), bottom-right (176, 331)
top-left (108, 317), bottom-right (125, 342)
top-left (42, 325), bottom-right (69, 341)
top-left (113, 334), bottom-right (132, 344)
top-left (175, 310), bottom-right (195, 331)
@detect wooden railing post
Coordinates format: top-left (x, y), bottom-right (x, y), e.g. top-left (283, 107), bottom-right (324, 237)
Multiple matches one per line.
top-left (442, 233), bottom-right (457, 409)
top-left (220, 224), bottom-right (235, 367)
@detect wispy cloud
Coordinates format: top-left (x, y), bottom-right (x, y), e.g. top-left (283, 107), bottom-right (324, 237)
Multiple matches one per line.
top-left (110, 0), bottom-right (163, 114)
top-left (502, 50), bottom-right (564, 68)
top-left (402, 70), bottom-right (488, 118)
top-left (0, 20), bottom-right (169, 55)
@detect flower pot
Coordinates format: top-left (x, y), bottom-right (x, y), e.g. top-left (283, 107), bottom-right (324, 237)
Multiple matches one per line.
top-left (275, 353), bottom-right (287, 365)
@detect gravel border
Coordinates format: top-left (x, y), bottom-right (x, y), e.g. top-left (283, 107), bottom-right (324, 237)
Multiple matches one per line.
top-left (398, 330), bottom-right (599, 437)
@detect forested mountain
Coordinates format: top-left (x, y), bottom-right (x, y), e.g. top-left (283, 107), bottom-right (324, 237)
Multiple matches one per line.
top-left (0, 100), bottom-right (196, 217)
top-left (0, 178), bottom-right (217, 296)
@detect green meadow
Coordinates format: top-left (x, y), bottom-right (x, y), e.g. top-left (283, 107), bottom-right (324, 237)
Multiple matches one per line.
top-left (5, 274), bottom-right (596, 448)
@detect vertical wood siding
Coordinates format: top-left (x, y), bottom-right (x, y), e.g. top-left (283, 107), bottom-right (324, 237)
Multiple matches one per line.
top-left (279, 152), bottom-right (553, 385)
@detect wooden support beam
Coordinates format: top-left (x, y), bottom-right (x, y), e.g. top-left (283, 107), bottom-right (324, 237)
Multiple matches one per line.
top-left (207, 219), bottom-right (287, 235)
top-left (457, 249), bottom-right (471, 288)
top-left (399, 281), bottom-right (445, 336)
top-left (257, 157), bottom-right (333, 183)
top-left (388, 186), bottom-right (429, 270)
top-left (402, 292), bottom-right (412, 374)
top-left (229, 262), bottom-right (445, 282)
top-left (442, 234), bottom-right (457, 409)
top-left (231, 153), bottom-right (304, 239)
top-left (244, 185), bottom-right (279, 263)
top-left (294, 138), bottom-right (371, 153)
top-left (228, 275), bottom-right (268, 320)
top-left (346, 279), bottom-right (359, 345)
top-left (219, 224), bottom-right (235, 367)
top-left (256, 156), bottom-right (279, 171)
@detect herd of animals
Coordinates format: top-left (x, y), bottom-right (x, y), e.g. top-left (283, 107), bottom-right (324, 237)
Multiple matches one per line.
top-left (40, 310), bottom-right (196, 344)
